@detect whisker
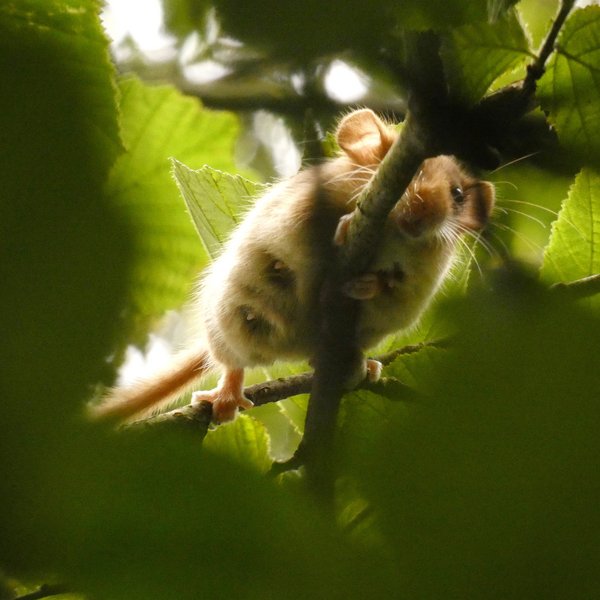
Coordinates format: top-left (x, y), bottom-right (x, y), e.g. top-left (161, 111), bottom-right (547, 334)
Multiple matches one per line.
top-left (499, 198), bottom-right (559, 217)
top-left (324, 165), bottom-right (374, 186)
top-left (454, 222), bottom-right (498, 260)
top-left (456, 234), bottom-right (484, 279)
top-left (502, 207), bottom-right (547, 229)
top-left (491, 222), bottom-right (545, 254)
top-left (491, 152), bottom-right (540, 174)
top-left (498, 198), bottom-right (584, 239)
top-left (492, 180), bottom-right (519, 192)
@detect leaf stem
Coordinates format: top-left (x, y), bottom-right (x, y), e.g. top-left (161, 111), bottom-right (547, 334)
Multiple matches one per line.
top-left (523, 0), bottom-right (576, 92)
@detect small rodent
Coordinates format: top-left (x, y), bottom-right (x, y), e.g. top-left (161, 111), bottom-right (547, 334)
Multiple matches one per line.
top-left (90, 109), bottom-right (495, 423)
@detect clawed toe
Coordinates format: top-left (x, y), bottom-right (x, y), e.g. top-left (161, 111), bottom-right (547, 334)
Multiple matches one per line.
top-left (366, 359), bottom-right (383, 382)
top-left (191, 368), bottom-right (253, 423)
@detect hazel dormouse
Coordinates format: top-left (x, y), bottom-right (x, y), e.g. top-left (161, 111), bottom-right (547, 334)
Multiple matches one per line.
top-left (91, 109), bottom-right (495, 423)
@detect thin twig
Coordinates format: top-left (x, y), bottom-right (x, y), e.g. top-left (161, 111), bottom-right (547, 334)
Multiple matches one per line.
top-left (131, 340), bottom-right (445, 430)
top-left (13, 584), bottom-right (70, 600)
top-left (523, 0), bottom-right (576, 93)
top-left (551, 273), bottom-right (600, 299)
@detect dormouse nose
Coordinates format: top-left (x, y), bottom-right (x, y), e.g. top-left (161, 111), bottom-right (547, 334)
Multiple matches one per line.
top-left (394, 188), bottom-right (446, 238)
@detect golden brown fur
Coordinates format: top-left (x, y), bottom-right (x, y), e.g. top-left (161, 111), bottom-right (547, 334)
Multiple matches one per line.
top-left (91, 109), bottom-right (494, 423)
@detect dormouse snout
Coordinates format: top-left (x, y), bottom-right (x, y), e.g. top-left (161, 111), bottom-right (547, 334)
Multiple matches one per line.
top-left (391, 157), bottom-right (496, 239)
top-left (393, 181), bottom-right (449, 238)
top-left (394, 197), bottom-right (445, 237)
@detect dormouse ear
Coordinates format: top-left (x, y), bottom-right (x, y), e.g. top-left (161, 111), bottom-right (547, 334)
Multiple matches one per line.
top-left (336, 109), bottom-right (396, 166)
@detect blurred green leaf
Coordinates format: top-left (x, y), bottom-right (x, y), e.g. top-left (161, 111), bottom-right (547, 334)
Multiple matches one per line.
top-left (42, 429), bottom-right (394, 600)
top-left (393, 0), bottom-right (517, 31)
top-left (213, 0), bottom-right (395, 60)
top-left (203, 414), bottom-right (272, 472)
top-left (211, 0), bottom-right (519, 63)
top-left (172, 161), bottom-right (259, 259)
top-left (163, 0), bottom-right (212, 36)
top-left (349, 282), bottom-right (600, 597)
top-left (442, 9), bottom-right (532, 105)
top-left (541, 168), bottom-right (600, 308)
top-left (538, 6), bottom-right (600, 167)
top-left (106, 77), bottom-right (241, 342)
top-left (0, 0), bottom-right (130, 574)
top-left (0, 0), bottom-right (122, 180)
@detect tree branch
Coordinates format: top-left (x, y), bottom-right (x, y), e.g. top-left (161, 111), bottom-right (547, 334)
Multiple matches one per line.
top-left (523, 0), bottom-right (576, 93)
top-left (13, 584), bottom-right (70, 600)
top-left (130, 341), bottom-right (443, 433)
top-left (551, 273), bottom-right (600, 300)
top-left (291, 1), bottom-right (579, 497)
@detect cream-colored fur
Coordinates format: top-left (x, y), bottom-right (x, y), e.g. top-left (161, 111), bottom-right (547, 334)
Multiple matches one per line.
top-left (91, 109), bottom-right (494, 423)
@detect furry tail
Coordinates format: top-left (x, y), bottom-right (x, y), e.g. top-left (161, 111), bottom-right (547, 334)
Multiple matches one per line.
top-left (89, 349), bottom-right (212, 422)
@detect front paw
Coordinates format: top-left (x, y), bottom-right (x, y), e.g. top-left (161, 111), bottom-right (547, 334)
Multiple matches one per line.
top-left (366, 359), bottom-right (383, 382)
top-left (343, 357), bottom-right (383, 389)
top-left (342, 273), bottom-right (382, 300)
top-left (333, 213), bottom-right (354, 246)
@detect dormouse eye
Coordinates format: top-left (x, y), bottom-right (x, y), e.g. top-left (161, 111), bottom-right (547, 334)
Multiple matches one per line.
top-left (451, 186), bottom-right (465, 204)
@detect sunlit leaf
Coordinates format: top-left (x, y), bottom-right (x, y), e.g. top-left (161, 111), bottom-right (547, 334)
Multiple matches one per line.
top-left (541, 168), bottom-right (600, 309)
top-left (442, 9), bottom-right (533, 104)
top-left (203, 414), bottom-right (273, 472)
top-left (172, 161), bottom-right (259, 259)
top-left (106, 77), bottom-right (241, 338)
top-left (517, 0), bottom-right (559, 47)
top-left (538, 6), bottom-right (600, 167)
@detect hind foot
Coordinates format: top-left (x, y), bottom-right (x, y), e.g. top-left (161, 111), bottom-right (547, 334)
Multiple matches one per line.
top-left (191, 368), bottom-right (253, 423)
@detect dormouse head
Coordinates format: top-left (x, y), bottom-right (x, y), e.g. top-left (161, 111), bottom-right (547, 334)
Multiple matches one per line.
top-left (336, 109), bottom-right (397, 167)
top-left (391, 155), bottom-right (495, 240)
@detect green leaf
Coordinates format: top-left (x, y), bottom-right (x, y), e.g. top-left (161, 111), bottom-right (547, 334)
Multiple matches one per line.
top-left (106, 77), bottom-right (241, 337)
top-left (203, 414), bottom-right (273, 472)
top-left (538, 6), bottom-right (600, 167)
top-left (518, 0), bottom-right (559, 48)
top-left (172, 161), bottom-right (260, 260)
top-left (163, 0), bottom-right (212, 36)
top-left (393, 0), bottom-right (518, 31)
top-left (214, 0), bottom-right (398, 60)
top-left (541, 168), bottom-right (600, 305)
top-left (354, 286), bottom-right (600, 598)
top-left (278, 396), bottom-right (309, 434)
top-left (0, 0), bottom-right (131, 574)
top-left (442, 9), bottom-right (533, 105)
top-left (384, 344), bottom-right (448, 396)
top-left (25, 428), bottom-right (394, 600)
top-left (0, 0), bottom-right (122, 182)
